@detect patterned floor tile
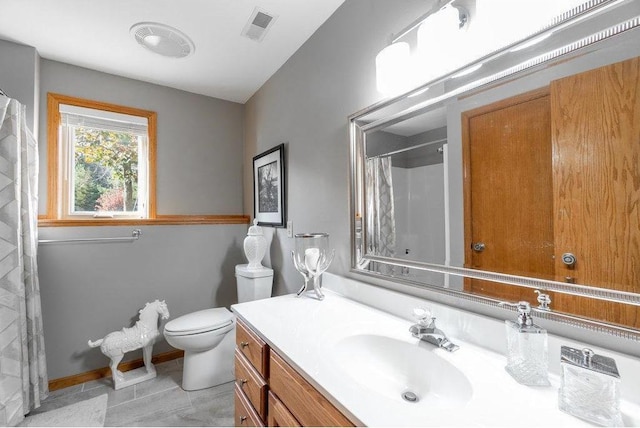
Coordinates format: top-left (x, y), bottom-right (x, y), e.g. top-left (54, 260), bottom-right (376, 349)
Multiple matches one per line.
top-left (134, 361), bottom-right (182, 399)
top-left (105, 386), bottom-right (191, 427)
top-left (32, 360), bottom-right (235, 427)
top-left (33, 383), bottom-right (134, 415)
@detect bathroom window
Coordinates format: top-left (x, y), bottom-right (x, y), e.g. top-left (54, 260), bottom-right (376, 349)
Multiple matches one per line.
top-left (47, 93), bottom-right (156, 220)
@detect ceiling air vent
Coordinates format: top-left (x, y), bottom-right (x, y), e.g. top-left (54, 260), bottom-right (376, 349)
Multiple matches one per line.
top-left (242, 7), bottom-right (278, 42)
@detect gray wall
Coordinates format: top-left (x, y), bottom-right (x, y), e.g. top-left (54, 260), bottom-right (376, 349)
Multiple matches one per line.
top-left (38, 225), bottom-right (245, 379)
top-left (39, 59), bottom-right (244, 215)
top-left (36, 60), bottom-right (248, 379)
top-left (243, 0), bottom-right (432, 295)
top-left (0, 39), bottom-right (39, 133)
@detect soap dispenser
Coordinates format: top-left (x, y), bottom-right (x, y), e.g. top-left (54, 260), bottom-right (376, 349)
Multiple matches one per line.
top-left (558, 346), bottom-right (622, 427)
top-left (499, 301), bottom-right (550, 386)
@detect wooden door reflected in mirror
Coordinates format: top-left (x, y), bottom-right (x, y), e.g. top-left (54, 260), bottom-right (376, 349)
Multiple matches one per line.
top-left (463, 57), bottom-right (640, 328)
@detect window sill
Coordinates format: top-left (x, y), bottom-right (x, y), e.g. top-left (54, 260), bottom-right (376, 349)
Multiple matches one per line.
top-left (38, 215), bottom-right (250, 227)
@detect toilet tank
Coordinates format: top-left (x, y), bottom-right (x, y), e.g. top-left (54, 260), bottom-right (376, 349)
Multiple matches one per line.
top-left (236, 264), bottom-right (273, 303)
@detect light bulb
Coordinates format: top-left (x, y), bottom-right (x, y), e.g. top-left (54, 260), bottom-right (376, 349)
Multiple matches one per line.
top-left (417, 6), bottom-right (467, 82)
top-left (375, 42), bottom-right (412, 96)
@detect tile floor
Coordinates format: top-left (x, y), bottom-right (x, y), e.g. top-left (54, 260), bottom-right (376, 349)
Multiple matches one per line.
top-left (25, 359), bottom-right (235, 427)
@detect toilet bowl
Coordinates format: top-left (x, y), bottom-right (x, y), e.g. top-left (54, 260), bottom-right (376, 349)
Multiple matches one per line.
top-left (164, 308), bottom-right (235, 391)
top-left (163, 265), bottom-right (274, 391)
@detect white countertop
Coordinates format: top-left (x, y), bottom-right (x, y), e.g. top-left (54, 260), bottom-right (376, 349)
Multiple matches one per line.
top-left (231, 281), bottom-right (640, 426)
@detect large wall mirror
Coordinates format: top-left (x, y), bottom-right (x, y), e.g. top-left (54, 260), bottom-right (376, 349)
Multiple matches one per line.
top-left (350, 0), bottom-right (640, 335)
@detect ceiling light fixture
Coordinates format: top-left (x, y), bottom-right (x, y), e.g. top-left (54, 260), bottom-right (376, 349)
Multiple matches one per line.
top-left (130, 22), bottom-right (195, 58)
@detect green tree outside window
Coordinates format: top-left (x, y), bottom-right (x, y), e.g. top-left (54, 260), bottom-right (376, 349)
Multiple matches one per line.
top-left (73, 128), bottom-right (139, 212)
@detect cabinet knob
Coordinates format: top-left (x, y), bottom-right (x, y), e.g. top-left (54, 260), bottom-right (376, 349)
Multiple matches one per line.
top-left (239, 378), bottom-right (247, 386)
top-left (239, 416), bottom-right (247, 424)
top-left (240, 341), bottom-right (249, 348)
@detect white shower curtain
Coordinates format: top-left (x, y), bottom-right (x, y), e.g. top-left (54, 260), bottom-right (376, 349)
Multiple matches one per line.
top-left (366, 156), bottom-right (396, 273)
top-left (0, 96), bottom-right (47, 426)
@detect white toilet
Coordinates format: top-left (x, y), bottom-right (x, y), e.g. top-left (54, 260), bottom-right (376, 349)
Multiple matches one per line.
top-left (163, 265), bottom-right (273, 391)
top-left (235, 264), bottom-right (274, 303)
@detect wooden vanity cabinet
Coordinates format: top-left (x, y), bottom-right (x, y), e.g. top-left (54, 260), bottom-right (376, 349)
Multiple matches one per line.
top-left (269, 352), bottom-right (354, 427)
top-left (235, 383), bottom-right (264, 427)
top-left (235, 319), bottom-right (355, 427)
top-left (235, 349), bottom-right (268, 420)
top-left (267, 391), bottom-right (301, 427)
top-left (235, 320), bottom-right (269, 426)
top-left (237, 320), bottom-right (269, 376)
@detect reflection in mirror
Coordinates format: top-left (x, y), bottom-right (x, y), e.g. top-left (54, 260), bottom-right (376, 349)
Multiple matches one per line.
top-left (351, 0), bottom-right (640, 331)
top-left (365, 112), bottom-right (448, 286)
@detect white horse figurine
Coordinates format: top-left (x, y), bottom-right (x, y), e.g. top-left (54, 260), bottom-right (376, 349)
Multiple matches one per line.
top-left (88, 299), bottom-right (170, 389)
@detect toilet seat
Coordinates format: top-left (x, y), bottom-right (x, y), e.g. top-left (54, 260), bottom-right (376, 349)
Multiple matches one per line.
top-left (164, 308), bottom-right (233, 336)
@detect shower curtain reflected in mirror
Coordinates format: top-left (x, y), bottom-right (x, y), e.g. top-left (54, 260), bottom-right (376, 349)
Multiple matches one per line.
top-left (0, 96), bottom-right (47, 426)
top-left (366, 156), bottom-right (396, 274)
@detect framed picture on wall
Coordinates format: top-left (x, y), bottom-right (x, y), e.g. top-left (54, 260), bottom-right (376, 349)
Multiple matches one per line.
top-left (253, 143), bottom-right (286, 227)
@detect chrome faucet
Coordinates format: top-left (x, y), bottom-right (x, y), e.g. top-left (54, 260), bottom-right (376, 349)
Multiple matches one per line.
top-left (409, 308), bottom-right (459, 352)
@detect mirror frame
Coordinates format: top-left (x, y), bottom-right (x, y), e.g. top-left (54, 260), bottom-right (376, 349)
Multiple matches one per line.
top-left (350, 0), bottom-right (640, 340)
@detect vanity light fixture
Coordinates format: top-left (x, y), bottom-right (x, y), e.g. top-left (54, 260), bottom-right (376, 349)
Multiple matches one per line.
top-left (416, 5), bottom-right (470, 82)
top-left (375, 42), bottom-right (412, 96)
top-left (130, 22), bottom-right (195, 58)
top-left (375, 2), bottom-right (470, 96)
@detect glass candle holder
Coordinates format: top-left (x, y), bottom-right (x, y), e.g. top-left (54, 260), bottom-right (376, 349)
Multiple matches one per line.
top-left (291, 233), bottom-right (335, 300)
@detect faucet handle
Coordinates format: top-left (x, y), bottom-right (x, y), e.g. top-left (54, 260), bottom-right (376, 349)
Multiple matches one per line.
top-left (534, 290), bottom-right (551, 311)
top-left (412, 308), bottom-right (433, 326)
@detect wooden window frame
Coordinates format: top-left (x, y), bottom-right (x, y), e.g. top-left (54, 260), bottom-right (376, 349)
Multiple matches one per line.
top-left (45, 93), bottom-right (157, 223)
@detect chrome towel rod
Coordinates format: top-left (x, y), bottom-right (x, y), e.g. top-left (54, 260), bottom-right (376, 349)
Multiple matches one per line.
top-left (38, 229), bottom-right (142, 244)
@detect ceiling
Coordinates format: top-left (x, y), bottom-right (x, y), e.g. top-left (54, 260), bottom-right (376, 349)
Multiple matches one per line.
top-left (0, 0), bottom-right (345, 104)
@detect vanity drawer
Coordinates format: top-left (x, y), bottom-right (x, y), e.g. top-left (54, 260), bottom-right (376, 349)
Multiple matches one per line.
top-left (268, 391), bottom-right (301, 427)
top-left (235, 349), bottom-right (267, 420)
top-left (269, 352), bottom-right (354, 427)
top-left (235, 383), bottom-right (264, 427)
top-left (237, 320), bottom-right (269, 377)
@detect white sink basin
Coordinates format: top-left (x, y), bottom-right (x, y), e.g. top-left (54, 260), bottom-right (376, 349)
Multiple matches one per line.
top-left (331, 334), bottom-right (473, 409)
top-left (233, 288), bottom-right (640, 426)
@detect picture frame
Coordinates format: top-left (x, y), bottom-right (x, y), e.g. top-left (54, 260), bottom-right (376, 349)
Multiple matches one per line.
top-left (253, 143), bottom-right (286, 227)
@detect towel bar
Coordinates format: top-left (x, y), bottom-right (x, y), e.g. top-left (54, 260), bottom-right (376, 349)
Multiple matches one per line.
top-left (38, 229), bottom-right (142, 244)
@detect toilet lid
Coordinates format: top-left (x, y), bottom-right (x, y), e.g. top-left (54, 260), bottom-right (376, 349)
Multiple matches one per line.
top-left (164, 308), bottom-right (234, 335)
